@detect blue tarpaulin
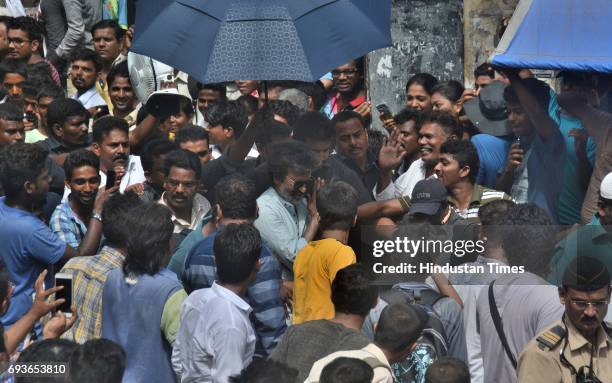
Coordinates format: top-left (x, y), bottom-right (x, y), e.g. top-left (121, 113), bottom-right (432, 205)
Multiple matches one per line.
top-left (490, 0), bottom-right (612, 73)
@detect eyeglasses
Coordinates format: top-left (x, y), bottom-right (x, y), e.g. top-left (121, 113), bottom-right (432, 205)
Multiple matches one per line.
top-left (568, 297), bottom-right (609, 310)
top-left (331, 69), bottom-right (359, 78)
top-left (8, 38), bottom-right (31, 47)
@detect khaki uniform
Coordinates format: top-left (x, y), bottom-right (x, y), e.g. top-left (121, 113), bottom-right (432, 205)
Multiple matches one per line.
top-left (517, 318), bottom-right (612, 383)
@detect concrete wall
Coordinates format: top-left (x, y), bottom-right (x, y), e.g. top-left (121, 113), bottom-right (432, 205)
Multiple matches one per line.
top-left (464, 0), bottom-right (519, 87)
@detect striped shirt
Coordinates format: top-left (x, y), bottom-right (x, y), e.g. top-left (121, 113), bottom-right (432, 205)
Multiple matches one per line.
top-left (448, 185), bottom-right (512, 223)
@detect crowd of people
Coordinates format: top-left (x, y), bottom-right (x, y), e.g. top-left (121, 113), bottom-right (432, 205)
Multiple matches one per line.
top-left (0, 4), bottom-right (610, 383)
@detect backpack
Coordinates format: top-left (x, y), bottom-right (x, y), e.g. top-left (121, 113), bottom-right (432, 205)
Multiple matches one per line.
top-left (379, 285), bottom-right (449, 383)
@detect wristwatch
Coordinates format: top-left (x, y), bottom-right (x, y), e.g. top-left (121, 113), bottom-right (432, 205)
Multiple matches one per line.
top-left (91, 212), bottom-right (103, 223)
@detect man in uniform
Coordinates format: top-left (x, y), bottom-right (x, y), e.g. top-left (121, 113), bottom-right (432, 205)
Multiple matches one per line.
top-left (517, 256), bottom-right (612, 383)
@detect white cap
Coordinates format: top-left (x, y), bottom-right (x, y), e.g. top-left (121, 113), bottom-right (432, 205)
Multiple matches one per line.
top-left (600, 172), bottom-right (612, 199)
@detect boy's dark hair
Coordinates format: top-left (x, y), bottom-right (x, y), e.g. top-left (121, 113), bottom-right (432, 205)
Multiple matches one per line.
top-left (253, 120), bottom-right (292, 148)
top-left (394, 107), bottom-right (420, 127)
top-left (64, 149), bottom-right (100, 181)
top-left (37, 83), bottom-right (65, 101)
top-left (213, 224), bottom-right (261, 284)
top-left (375, 303), bottom-right (427, 353)
top-left (16, 339), bottom-right (78, 383)
top-left (503, 78), bottom-right (551, 111)
top-left (21, 80), bottom-right (38, 99)
top-left (406, 73), bottom-right (438, 94)
top-left (46, 98), bottom-right (88, 135)
top-left (331, 110), bottom-right (365, 131)
top-left (418, 110), bottom-right (463, 139)
top-left (197, 82), bottom-right (227, 99)
top-left (474, 63), bottom-right (496, 79)
top-left (175, 125), bottom-right (209, 146)
top-left (293, 111), bottom-right (334, 143)
top-left (0, 143), bottom-right (48, 198)
top-left (92, 116), bottom-right (129, 144)
top-left (320, 357), bottom-right (374, 383)
top-left (163, 149), bottom-right (201, 180)
top-left (478, 199), bottom-right (516, 247)
top-left (0, 102), bottom-right (24, 122)
top-left (440, 140), bottom-right (480, 184)
top-left (140, 139), bottom-right (177, 173)
top-left (425, 357), bottom-right (470, 383)
top-left (107, 61), bottom-right (130, 89)
top-left (431, 81), bottom-right (464, 103)
top-left (214, 175), bottom-right (257, 220)
top-left (236, 95), bottom-right (258, 116)
top-left (102, 192), bottom-right (143, 248)
top-left (123, 203), bottom-right (174, 276)
top-left (70, 48), bottom-right (103, 72)
top-left (331, 264), bottom-right (378, 317)
top-left (268, 140), bottom-right (320, 183)
top-left (69, 339), bottom-right (126, 383)
top-left (230, 359), bottom-right (298, 383)
top-left (204, 100), bottom-right (248, 138)
top-left (91, 19), bottom-right (125, 40)
top-left (269, 99), bottom-right (301, 127)
top-left (0, 59), bottom-right (27, 82)
top-left (8, 16), bottom-right (44, 45)
top-left (25, 62), bottom-right (54, 88)
top-left (317, 181), bottom-right (358, 231)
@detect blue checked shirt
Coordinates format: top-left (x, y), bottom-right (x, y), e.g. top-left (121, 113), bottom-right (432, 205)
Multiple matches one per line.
top-left (181, 229), bottom-right (287, 357)
top-left (49, 199), bottom-right (88, 249)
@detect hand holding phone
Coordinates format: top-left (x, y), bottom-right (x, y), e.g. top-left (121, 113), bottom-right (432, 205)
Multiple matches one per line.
top-left (105, 169), bottom-right (117, 190)
top-left (376, 103), bottom-right (394, 121)
top-left (54, 273), bottom-right (73, 317)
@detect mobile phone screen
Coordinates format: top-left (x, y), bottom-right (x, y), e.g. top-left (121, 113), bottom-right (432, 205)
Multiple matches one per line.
top-left (106, 169), bottom-right (117, 190)
top-left (55, 276), bottom-right (72, 314)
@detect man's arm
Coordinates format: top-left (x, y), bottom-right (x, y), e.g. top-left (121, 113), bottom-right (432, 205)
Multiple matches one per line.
top-left (129, 114), bottom-right (157, 149)
top-left (54, 0), bottom-right (86, 61)
top-left (357, 196), bottom-right (410, 222)
top-left (557, 91), bottom-right (612, 145)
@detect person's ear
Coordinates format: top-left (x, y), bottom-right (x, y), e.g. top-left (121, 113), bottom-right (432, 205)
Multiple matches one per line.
top-left (24, 180), bottom-right (36, 196)
top-left (91, 142), bottom-right (101, 157)
top-left (597, 202), bottom-right (607, 217)
top-left (31, 39), bottom-right (40, 54)
top-left (558, 287), bottom-right (567, 305)
top-left (51, 123), bottom-right (63, 139)
top-left (224, 126), bottom-right (234, 139)
top-left (64, 178), bottom-right (71, 190)
top-left (459, 165), bottom-right (470, 180)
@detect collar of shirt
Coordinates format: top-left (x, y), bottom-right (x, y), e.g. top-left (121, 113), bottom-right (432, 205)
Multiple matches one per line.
top-left (159, 192), bottom-right (210, 232)
top-left (98, 245), bottom-right (125, 266)
top-left (270, 187), bottom-right (307, 211)
top-left (447, 184), bottom-right (486, 208)
top-left (565, 315), bottom-right (611, 352)
top-left (335, 150), bottom-right (378, 175)
top-left (362, 343), bottom-right (392, 368)
top-left (329, 92), bottom-right (366, 115)
top-left (61, 198), bottom-right (88, 236)
top-left (73, 86), bottom-right (106, 108)
top-left (211, 281), bottom-right (252, 315)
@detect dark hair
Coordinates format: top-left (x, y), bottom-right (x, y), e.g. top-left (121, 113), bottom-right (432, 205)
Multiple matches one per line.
top-left (46, 98), bottom-right (88, 135)
top-left (375, 303), bottom-right (427, 353)
top-left (204, 101), bottom-right (248, 138)
top-left (8, 17), bottom-right (44, 45)
top-left (25, 62), bottom-right (55, 88)
top-left (478, 199), bottom-right (516, 247)
top-left (70, 48), bottom-right (103, 72)
top-left (64, 149), bottom-right (100, 181)
top-left (498, 203), bottom-right (557, 274)
top-left (419, 110), bottom-right (463, 139)
top-left (140, 139), bottom-right (177, 172)
top-left (503, 78), bottom-right (551, 111)
top-left (175, 125), bottom-right (209, 146)
top-left (331, 110), bottom-right (365, 131)
top-left (293, 111), bottom-right (334, 143)
top-left (230, 359), bottom-right (298, 383)
top-left (0, 261), bottom-right (8, 303)
top-left (0, 143), bottom-right (48, 198)
top-left (123, 203), bottom-right (174, 276)
top-left (394, 107), bottom-right (420, 127)
top-left (213, 224), bottom-right (261, 284)
top-left (37, 83), bottom-right (64, 101)
top-left (236, 95), bottom-right (258, 116)
top-left (91, 19), bottom-right (125, 40)
top-left (106, 60), bottom-right (130, 89)
top-left (21, 80), bottom-right (38, 99)
top-left (197, 82), bottom-right (227, 100)
top-left (440, 140), bottom-right (480, 184)
top-left (214, 175), bottom-right (257, 220)
top-left (331, 264), bottom-right (378, 317)
top-left (253, 120), bottom-right (292, 148)
top-left (92, 116), bottom-right (129, 144)
top-left (268, 140), bottom-right (320, 182)
top-left (0, 16), bottom-right (11, 29)
top-left (178, 96), bottom-right (195, 117)
top-left (317, 181), bottom-right (358, 231)
top-left (69, 339), bottom-right (126, 383)
top-left (308, 81), bottom-right (328, 112)
top-left (269, 99), bottom-right (301, 127)
top-left (0, 59), bottom-right (27, 82)
top-left (320, 357), bottom-right (374, 383)
top-left (102, 192), bottom-right (143, 247)
top-left (17, 339), bottom-right (78, 383)
top-left (431, 81), bottom-right (464, 104)
top-left (474, 63), bottom-right (495, 79)
top-left (0, 102), bottom-right (23, 122)
top-left (406, 73), bottom-right (438, 95)
top-left (163, 149), bottom-right (201, 180)
top-left (425, 357), bottom-right (470, 383)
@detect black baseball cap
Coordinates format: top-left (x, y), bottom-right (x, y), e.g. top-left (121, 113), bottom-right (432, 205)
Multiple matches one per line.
top-left (409, 179), bottom-right (448, 216)
top-left (464, 80), bottom-right (512, 137)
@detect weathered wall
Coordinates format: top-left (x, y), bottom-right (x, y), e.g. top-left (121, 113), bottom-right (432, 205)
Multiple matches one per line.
top-left (464, 0), bottom-right (519, 87)
top-left (366, 0), bottom-right (463, 130)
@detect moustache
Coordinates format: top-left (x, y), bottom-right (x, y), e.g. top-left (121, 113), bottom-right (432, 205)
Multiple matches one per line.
top-left (113, 153), bottom-right (128, 161)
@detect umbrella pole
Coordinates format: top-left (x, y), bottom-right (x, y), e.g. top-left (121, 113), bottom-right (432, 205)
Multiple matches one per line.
top-left (263, 80), bottom-right (268, 105)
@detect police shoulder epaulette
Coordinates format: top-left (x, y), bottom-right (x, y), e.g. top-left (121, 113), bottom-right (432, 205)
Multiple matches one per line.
top-left (604, 322), bottom-right (612, 339)
top-left (536, 325), bottom-right (566, 351)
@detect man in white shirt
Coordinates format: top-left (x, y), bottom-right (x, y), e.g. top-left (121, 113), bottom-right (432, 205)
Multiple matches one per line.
top-left (69, 48), bottom-right (107, 111)
top-left (172, 224), bottom-right (260, 382)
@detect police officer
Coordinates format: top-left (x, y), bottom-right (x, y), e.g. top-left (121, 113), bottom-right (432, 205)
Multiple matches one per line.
top-left (517, 256), bottom-right (612, 383)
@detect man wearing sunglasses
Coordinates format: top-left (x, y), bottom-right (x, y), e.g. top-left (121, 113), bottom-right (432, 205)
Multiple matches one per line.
top-left (517, 256), bottom-right (612, 383)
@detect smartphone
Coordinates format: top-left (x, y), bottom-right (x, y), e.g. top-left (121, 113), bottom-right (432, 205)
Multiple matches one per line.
top-left (376, 103), bottom-right (394, 121)
top-left (54, 273), bottom-right (73, 317)
top-left (93, 105), bottom-right (110, 119)
top-left (106, 169), bottom-right (116, 190)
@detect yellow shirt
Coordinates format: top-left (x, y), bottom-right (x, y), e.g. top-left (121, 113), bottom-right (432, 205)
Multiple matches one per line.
top-left (292, 238), bottom-right (356, 325)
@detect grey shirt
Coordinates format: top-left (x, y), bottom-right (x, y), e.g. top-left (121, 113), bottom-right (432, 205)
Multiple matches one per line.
top-left (56, 0), bottom-right (102, 59)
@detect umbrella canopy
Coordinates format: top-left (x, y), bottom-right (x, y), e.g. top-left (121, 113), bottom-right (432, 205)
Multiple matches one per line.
top-left (131, 0), bottom-right (391, 83)
top-left (490, 0), bottom-right (612, 73)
